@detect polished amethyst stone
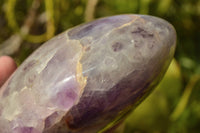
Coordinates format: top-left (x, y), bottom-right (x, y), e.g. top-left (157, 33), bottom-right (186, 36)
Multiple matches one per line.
top-left (0, 14), bottom-right (176, 133)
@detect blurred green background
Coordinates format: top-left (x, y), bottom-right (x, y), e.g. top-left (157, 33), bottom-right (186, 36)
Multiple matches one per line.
top-left (0, 0), bottom-right (200, 132)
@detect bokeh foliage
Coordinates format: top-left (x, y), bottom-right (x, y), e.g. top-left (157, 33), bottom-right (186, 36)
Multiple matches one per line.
top-left (0, 0), bottom-right (200, 132)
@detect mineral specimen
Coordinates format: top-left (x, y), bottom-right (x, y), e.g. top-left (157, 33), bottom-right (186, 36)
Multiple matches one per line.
top-left (0, 14), bottom-right (176, 133)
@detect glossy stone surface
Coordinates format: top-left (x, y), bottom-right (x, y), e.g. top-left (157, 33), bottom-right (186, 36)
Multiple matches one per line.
top-left (0, 14), bottom-right (176, 133)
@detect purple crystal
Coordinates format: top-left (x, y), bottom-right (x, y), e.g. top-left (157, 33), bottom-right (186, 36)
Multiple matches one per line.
top-left (0, 15), bottom-right (176, 133)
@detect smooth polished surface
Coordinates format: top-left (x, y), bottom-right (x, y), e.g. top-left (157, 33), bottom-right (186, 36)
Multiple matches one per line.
top-left (0, 14), bottom-right (176, 133)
